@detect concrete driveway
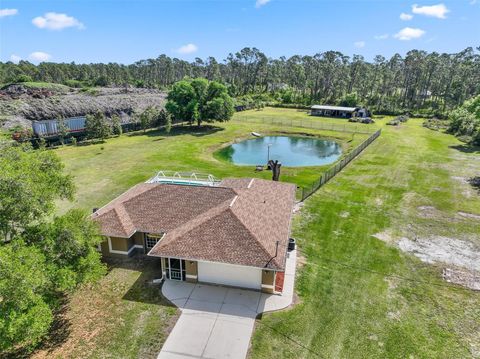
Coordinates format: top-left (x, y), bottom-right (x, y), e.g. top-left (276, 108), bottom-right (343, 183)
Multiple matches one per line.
top-left (158, 250), bottom-right (296, 359)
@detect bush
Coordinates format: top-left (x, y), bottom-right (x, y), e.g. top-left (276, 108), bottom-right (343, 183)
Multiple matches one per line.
top-left (63, 79), bottom-right (85, 88)
top-left (422, 117), bottom-right (449, 131)
top-left (111, 114), bottom-right (122, 136)
top-left (448, 95), bottom-right (480, 145)
top-left (94, 76), bottom-right (109, 87)
top-left (79, 87), bottom-right (99, 96)
top-left (387, 115), bottom-right (409, 126)
top-left (85, 111), bottom-right (111, 141)
top-left (16, 74), bottom-right (33, 83)
top-left (396, 115), bottom-right (409, 123)
top-left (157, 109), bottom-right (172, 133)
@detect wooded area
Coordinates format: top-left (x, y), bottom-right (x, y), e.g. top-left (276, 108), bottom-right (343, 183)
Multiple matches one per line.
top-left (2, 47), bottom-right (479, 115)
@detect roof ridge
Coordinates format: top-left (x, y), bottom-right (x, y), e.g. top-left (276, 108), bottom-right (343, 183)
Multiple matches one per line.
top-left (93, 182), bottom-right (155, 216)
top-left (113, 205), bottom-right (135, 237)
top-left (121, 182), bottom-right (160, 206)
top-left (227, 208), bottom-right (275, 267)
top-left (151, 198), bottom-right (233, 251)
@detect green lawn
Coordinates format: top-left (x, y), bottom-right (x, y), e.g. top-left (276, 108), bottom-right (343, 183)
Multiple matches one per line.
top-left (56, 109), bottom-right (368, 213)
top-left (235, 107), bottom-right (382, 133)
top-left (249, 118), bottom-right (480, 358)
top-left (51, 108), bottom-right (480, 358)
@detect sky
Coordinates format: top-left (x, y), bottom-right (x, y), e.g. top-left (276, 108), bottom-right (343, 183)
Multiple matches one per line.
top-left (0, 0), bottom-right (479, 64)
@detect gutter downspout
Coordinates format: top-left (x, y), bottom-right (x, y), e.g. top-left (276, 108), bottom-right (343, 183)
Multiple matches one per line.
top-left (264, 240), bottom-right (279, 269)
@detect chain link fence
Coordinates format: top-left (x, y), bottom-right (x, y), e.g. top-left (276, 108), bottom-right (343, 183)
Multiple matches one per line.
top-left (300, 129), bottom-right (382, 201)
top-left (234, 114), bottom-right (376, 135)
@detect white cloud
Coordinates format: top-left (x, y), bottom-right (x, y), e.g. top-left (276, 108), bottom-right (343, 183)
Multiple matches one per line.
top-left (175, 43), bottom-right (198, 55)
top-left (32, 12), bottom-right (84, 30)
top-left (400, 12), bottom-right (413, 20)
top-left (354, 41), bottom-right (366, 48)
top-left (470, 0), bottom-right (477, 4)
top-left (256, 0), bottom-right (271, 8)
top-left (0, 8), bottom-right (18, 18)
top-left (374, 34), bottom-right (389, 40)
top-left (412, 3), bottom-right (449, 19)
top-left (10, 54), bottom-right (21, 63)
top-left (29, 51), bottom-right (52, 62)
top-left (394, 27), bottom-right (426, 40)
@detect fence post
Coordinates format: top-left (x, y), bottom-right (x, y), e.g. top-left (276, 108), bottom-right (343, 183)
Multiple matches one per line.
top-left (299, 128), bottom-right (382, 202)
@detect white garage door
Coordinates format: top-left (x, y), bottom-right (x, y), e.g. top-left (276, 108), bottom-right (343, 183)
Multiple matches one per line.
top-left (198, 261), bottom-right (262, 290)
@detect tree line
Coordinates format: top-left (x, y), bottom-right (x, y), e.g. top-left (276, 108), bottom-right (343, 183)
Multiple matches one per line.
top-left (2, 47), bottom-right (479, 115)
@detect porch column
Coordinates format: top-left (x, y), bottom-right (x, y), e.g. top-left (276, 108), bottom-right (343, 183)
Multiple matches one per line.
top-left (185, 260), bottom-right (198, 283)
top-left (261, 269), bottom-right (275, 293)
top-left (161, 257), bottom-right (167, 279)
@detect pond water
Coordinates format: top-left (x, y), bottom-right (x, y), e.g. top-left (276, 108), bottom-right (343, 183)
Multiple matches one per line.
top-left (219, 136), bottom-right (342, 167)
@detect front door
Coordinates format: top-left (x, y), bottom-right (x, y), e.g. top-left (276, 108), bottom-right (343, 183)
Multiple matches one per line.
top-left (168, 258), bottom-right (185, 281)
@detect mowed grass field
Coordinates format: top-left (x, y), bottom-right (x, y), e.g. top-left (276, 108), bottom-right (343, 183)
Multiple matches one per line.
top-left (49, 108), bottom-right (480, 358)
top-left (56, 108), bottom-right (368, 213)
top-left (249, 115), bottom-right (480, 358)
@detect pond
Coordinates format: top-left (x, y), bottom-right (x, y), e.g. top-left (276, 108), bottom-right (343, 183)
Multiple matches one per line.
top-left (218, 136), bottom-right (342, 167)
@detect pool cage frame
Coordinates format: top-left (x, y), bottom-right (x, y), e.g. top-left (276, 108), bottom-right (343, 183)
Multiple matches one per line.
top-left (146, 171), bottom-right (221, 187)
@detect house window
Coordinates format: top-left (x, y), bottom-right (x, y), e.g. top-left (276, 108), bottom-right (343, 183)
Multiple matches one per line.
top-left (145, 233), bottom-right (164, 251)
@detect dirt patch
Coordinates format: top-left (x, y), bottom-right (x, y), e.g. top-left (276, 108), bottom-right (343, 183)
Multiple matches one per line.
top-left (293, 201), bottom-right (304, 214)
top-left (442, 268), bottom-right (480, 291)
top-left (375, 232), bottom-right (480, 290)
top-left (372, 230), bottom-right (395, 244)
top-left (457, 211), bottom-right (480, 221)
top-left (452, 176), bottom-right (469, 184)
top-left (417, 205), bottom-right (441, 219)
top-left (397, 236), bottom-right (480, 271)
top-left (296, 251), bottom-right (307, 269)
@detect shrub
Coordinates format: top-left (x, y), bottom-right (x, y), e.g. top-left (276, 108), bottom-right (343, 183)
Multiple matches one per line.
top-left (16, 74), bottom-right (33, 83)
top-left (448, 95), bottom-right (480, 145)
top-left (111, 114), bottom-right (122, 136)
top-left (85, 111), bottom-right (111, 141)
top-left (63, 79), bottom-right (85, 88)
top-left (396, 115), bottom-right (409, 123)
top-left (423, 118), bottom-right (449, 131)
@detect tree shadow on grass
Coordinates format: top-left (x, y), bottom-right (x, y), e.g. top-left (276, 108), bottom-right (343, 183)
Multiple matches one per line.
top-left (167, 125), bottom-right (225, 137)
top-left (449, 144), bottom-right (480, 154)
top-left (103, 255), bottom-right (174, 307)
top-left (122, 269), bottom-right (174, 307)
top-left (126, 125), bottom-right (225, 139)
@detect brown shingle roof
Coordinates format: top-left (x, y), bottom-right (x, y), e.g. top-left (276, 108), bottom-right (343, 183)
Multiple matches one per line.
top-left (92, 178), bottom-right (296, 270)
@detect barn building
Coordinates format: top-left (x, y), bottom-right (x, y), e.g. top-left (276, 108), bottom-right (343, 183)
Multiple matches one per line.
top-left (311, 105), bottom-right (369, 119)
